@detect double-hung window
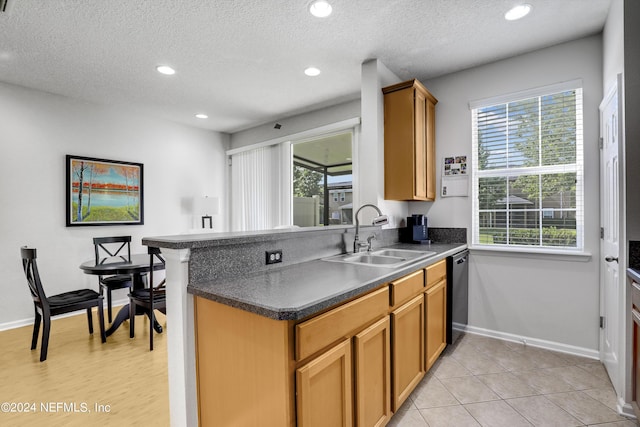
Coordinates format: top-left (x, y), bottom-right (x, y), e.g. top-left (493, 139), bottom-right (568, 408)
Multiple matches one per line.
top-left (471, 81), bottom-right (584, 250)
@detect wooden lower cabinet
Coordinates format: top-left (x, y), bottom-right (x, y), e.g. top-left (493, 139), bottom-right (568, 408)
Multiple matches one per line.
top-left (425, 278), bottom-right (447, 370)
top-left (297, 316), bottom-right (392, 427)
top-left (194, 260), bottom-right (449, 427)
top-left (297, 339), bottom-right (353, 427)
top-left (355, 317), bottom-right (391, 427)
top-left (391, 294), bottom-right (425, 411)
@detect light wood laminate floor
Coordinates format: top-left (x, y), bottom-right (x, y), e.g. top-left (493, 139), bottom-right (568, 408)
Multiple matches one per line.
top-left (391, 333), bottom-right (639, 427)
top-left (0, 308), bottom-right (169, 426)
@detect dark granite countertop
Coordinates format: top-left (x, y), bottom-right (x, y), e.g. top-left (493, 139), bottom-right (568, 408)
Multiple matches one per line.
top-left (187, 242), bottom-right (467, 321)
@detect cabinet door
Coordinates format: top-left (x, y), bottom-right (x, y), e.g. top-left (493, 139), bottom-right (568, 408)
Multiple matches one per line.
top-left (297, 339), bottom-right (353, 427)
top-left (354, 317), bottom-right (391, 427)
top-left (414, 88), bottom-right (427, 199)
top-left (426, 278), bottom-right (447, 371)
top-left (382, 79), bottom-right (437, 201)
top-left (391, 294), bottom-right (425, 411)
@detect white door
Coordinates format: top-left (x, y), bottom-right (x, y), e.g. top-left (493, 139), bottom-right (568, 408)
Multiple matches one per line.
top-left (599, 74), bottom-right (623, 391)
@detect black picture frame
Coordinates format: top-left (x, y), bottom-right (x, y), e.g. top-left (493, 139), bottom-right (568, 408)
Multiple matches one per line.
top-left (66, 155), bottom-right (144, 226)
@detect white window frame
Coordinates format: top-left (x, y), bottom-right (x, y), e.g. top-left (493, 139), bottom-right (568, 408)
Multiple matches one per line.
top-left (470, 80), bottom-right (584, 252)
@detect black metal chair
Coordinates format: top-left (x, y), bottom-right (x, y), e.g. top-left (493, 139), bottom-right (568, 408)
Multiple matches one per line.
top-left (129, 246), bottom-right (166, 351)
top-left (20, 247), bottom-right (106, 362)
top-left (93, 236), bottom-right (135, 323)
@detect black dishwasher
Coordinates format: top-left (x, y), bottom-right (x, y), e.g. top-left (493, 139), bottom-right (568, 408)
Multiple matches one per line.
top-left (447, 250), bottom-right (469, 345)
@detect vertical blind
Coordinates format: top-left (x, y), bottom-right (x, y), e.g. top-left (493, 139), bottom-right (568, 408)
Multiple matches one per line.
top-left (231, 144), bottom-right (291, 232)
top-left (471, 83), bottom-right (584, 249)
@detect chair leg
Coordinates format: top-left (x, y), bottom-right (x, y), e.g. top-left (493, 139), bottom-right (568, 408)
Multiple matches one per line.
top-left (149, 308), bottom-right (154, 351)
top-left (86, 308), bottom-right (94, 334)
top-left (40, 315), bottom-right (51, 362)
top-left (97, 299), bottom-right (106, 343)
top-left (31, 310), bottom-right (41, 350)
top-left (129, 301), bottom-right (135, 339)
top-left (107, 288), bottom-right (113, 323)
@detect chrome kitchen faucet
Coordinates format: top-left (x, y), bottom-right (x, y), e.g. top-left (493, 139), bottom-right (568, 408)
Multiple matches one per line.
top-left (353, 204), bottom-right (389, 253)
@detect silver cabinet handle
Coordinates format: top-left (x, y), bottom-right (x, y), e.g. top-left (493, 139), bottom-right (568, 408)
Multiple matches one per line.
top-left (605, 256), bottom-right (618, 263)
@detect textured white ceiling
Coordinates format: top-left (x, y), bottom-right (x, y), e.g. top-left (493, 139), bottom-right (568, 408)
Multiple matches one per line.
top-left (0, 0), bottom-right (611, 133)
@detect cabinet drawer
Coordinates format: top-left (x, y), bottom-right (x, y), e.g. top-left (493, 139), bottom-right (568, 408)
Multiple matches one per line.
top-left (296, 287), bottom-right (389, 361)
top-left (633, 281), bottom-right (640, 310)
top-left (426, 259), bottom-right (446, 290)
top-left (390, 270), bottom-right (424, 308)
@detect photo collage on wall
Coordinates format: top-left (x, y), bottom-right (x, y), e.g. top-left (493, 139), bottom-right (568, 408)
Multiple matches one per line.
top-left (441, 154), bottom-right (469, 197)
top-left (443, 155), bottom-right (467, 176)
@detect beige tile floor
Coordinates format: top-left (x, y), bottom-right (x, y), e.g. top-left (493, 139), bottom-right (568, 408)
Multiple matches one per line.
top-left (390, 333), bottom-right (639, 427)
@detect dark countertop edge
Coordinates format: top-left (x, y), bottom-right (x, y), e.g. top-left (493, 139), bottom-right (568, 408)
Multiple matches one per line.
top-left (628, 268), bottom-right (640, 284)
top-left (142, 225), bottom-right (353, 249)
top-left (188, 243), bottom-right (467, 321)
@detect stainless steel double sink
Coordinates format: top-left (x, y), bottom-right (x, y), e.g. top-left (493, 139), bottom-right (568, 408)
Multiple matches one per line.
top-left (323, 248), bottom-right (436, 268)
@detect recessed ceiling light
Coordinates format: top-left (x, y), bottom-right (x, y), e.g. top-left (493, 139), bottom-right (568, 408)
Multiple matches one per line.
top-left (505, 4), bottom-right (532, 21)
top-left (304, 67), bottom-right (321, 77)
top-left (195, 114), bottom-right (208, 119)
top-left (309, 0), bottom-right (332, 18)
top-left (156, 65), bottom-right (176, 75)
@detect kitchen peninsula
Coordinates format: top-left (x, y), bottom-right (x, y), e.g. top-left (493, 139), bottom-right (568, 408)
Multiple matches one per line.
top-left (143, 226), bottom-right (466, 426)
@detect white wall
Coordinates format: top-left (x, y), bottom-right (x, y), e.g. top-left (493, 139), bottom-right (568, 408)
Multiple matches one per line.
top-left (623, 0), bottom-right (640, 243)
top-left (410, 36), bottom-right (604, 352)
top-left (229, 99), bottom-right (360, 150)
top-left (359, 59), bottom-right (408, 228)
top-left (603, 0), bottom-right (624, 95)
top-left (618, 0), bottom-right (640, 408)
top-left (0, 82), bottom-right (228, 327)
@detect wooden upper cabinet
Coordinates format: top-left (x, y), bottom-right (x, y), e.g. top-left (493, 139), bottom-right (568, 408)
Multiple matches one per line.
top-left (383, 79), bottom-right (438, 201)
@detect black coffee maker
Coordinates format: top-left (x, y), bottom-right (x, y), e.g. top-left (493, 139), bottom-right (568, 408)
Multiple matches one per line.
top-left (405, 214), bottom-right (429, 243)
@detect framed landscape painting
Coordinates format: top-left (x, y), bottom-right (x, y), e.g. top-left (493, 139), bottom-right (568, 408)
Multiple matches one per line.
top-left (66, 155), bottom-right (144, 226)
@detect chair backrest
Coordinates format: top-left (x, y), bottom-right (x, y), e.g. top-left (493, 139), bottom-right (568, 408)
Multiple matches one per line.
top-left (93, 236), bottom-right (132, 265)
top-left (20, 247), bottom-right (48, 307)
top-left (148, 246), bottom-right (166, 291)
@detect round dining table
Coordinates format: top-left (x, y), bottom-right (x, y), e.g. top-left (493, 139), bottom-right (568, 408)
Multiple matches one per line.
top-left (79, 253), bottom-right (165, 337)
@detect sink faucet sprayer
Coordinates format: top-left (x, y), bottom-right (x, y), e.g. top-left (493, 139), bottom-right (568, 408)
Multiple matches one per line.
top-left (353, 204), bottom-right (389, 253)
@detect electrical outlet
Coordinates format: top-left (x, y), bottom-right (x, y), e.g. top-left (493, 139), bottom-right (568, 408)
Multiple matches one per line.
top-left (265, 249), bottom-right (283, 265)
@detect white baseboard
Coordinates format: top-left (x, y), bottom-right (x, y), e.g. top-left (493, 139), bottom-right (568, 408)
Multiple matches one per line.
top-left (462, 324), bottom-right (600, 360)
top-left (0, 298), bottom-right (128, 332)
top-left (0, 318), bottom-right (34, 331)
top-left (617, 397), bottom-right (637, 419)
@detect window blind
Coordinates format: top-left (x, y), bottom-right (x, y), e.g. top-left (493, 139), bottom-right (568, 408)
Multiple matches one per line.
top-left (230, 144), bottom-right (291, 231)
top-left (471, 86), bottom-right (584, 250)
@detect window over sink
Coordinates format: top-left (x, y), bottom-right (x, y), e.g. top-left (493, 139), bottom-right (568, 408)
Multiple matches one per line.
top-left (470, 80), bottom-right (584, 250)
top-left (292, 131), bottom-right (353, 227)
